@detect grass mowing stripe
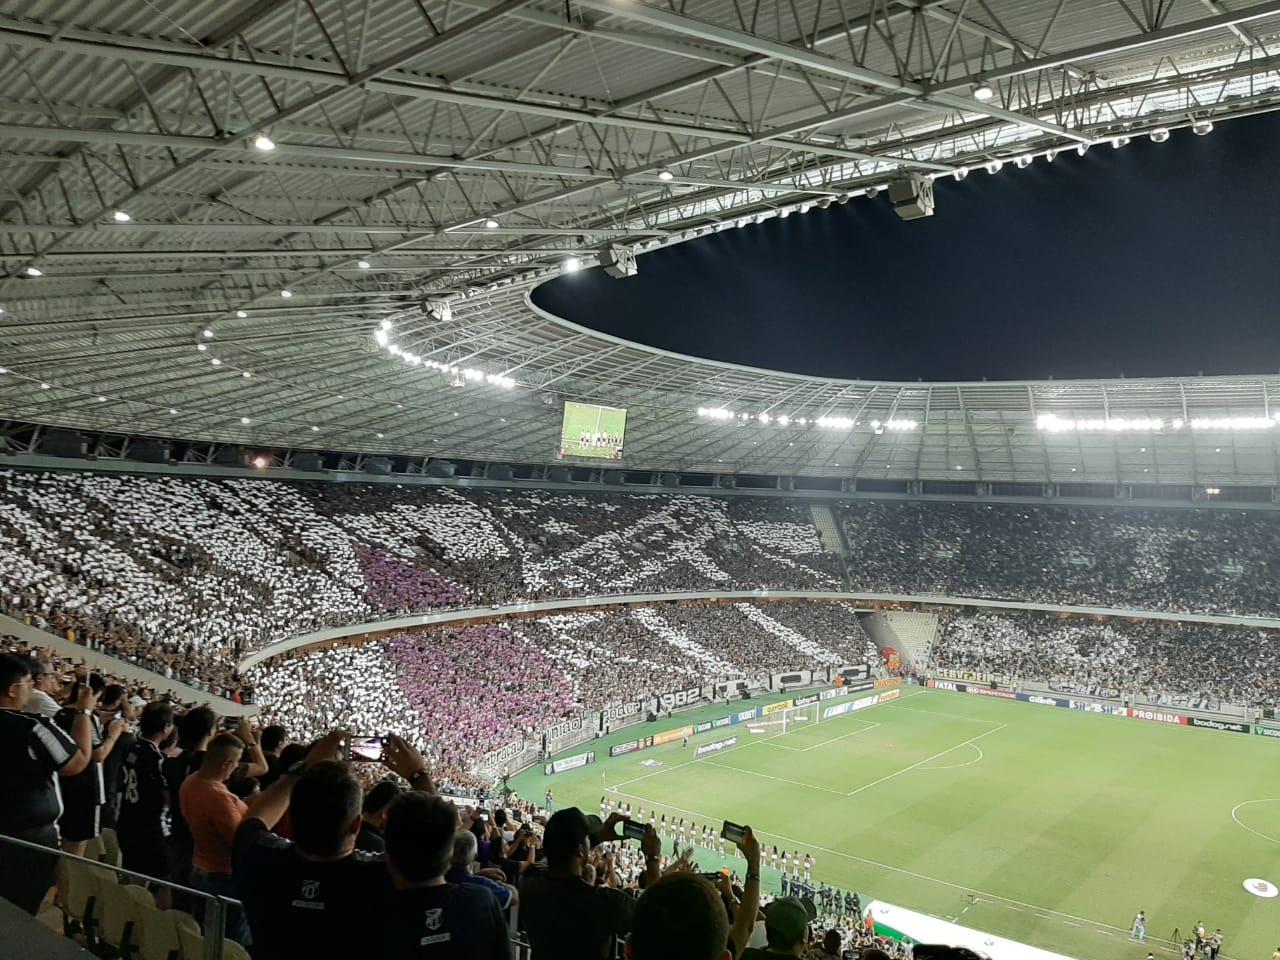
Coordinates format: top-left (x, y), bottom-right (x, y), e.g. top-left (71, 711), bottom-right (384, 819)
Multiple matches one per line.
top-left (844, 723), bottom-right (1006, 797)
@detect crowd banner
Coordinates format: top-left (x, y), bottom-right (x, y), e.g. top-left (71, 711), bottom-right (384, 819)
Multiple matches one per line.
top-left (761, 699), bottom-right (795, 717)
top-left (600, 700), bottom-right (646, 733)
top-left (653, 725), bottom-right (693, 746)
top-left (544, 750), bottom-right (596, 775)
top-left (715, 677), bottom-right (766, 698)
top-left (651, 686), bottom-right (702, 713)
top-left (544, 714), bottom-right (595, 755)
top-left (834, 664), bottom-right (871, 682)
top-left (610, 736), bottom-right (654, 757)
top-left (1049, 679), bottom-right (1120, 699)
top-left (771, 670), bottom-right (812, 690)
top-left (474, 736), bottom-right (537, 776)
top-left (693, 736), bottom-right (739, 759)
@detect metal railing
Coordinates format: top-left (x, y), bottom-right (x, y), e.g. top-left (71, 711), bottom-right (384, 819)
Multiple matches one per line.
top-left (0, 832), bottom-right (233, 960)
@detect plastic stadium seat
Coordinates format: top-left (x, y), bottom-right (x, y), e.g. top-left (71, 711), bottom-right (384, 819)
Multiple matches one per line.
top-left (177, 923), bottom-right (251, 960)
top-left (99, 874), bottom-right (152, 957)
top-left (83, 835), bottom-right (107, 863)
top-left (100, 828), bottom-right (123, 867)
top-left (61, 859), bottom-right (110, 942)
top-left (137, 904), bottom-right (193, 960)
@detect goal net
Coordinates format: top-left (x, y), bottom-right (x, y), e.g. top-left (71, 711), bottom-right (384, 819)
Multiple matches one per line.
top-left (780, 703), bottom-right (820, 734)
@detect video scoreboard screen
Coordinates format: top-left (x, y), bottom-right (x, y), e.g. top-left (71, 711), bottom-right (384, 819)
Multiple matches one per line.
top-left (558, 401), bottom-right (627, 460)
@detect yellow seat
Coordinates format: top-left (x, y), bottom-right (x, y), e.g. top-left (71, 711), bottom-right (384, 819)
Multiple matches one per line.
top-left (98, 874), bottom-right (139, 954)
top-left (100, 827), bottom-right (124, 867)
top-left (83, 835), bottom-right (107, 862)
top-left (176, 922), bottom-right (249, 960)
top-left (61, 858), bottom-right (109, 941)
top-left (137, 904), bottom-right (186, 960)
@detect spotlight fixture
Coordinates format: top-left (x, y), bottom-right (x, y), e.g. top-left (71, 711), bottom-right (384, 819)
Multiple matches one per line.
top-left (1192, 119), bottom-right (1214, 136)
top-left (240, 416), bottom-right (251, 425)
top-left (376, 432), bottom-right (385, 439)
top-left (310, 425), bottom-right (320, 432)
top-left (952, 166), bottom-right (969, 181)
top-left (197, 343), bottom-right (208, 352)
top-left (866, 186), bottom-right (880, 198)
top-left (1015, 155), bottom-right (1032, 168)
top-left (483, 218), bottom-right (500, 229)
top-left (379, 318), bottom-right (393, 330)
top-left (252, 456), bottom-right (267, 469)
top-left (357, 259), bottom-right (371, 270)
top-left (97, 396), bottom-right (107, 402)
top-left (210, 358), bottom-right (222, 366)
top-left (1111, 136), bottom-right (1130, 148)
top-left (973, 81), bottom-right (995, 101)
top-left (242, 371), bottom-right (252, 378)
top-left (40, 382), bottom-right (51, 389)
top-left (1149, 127), bottom-right (1170, 143)
top-left (253, 132), bottom-right (276, 151)
top-left (563, 257), bottom-right (581, 273)
top-left (202, 328), bottom-right (215, 339)
top-left (112, 209), bottom-right (131, 223)
top-left (657, 169), bottom-right (674, 181)
top-left (236, 310), bottom-right (248, 318)
top-left (1076, 143), bottom-right (1090, 156)
top-left (24, 265), bottom-right (43, 277)
top-left (985, 159), bottom-right (1003, 174)
top-left (280, 289), bottom-right (293, 298)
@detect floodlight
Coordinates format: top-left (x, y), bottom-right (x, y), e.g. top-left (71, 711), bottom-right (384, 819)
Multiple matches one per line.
top-left (1192, 119), bottom-right (1214, 136)
top-left (1149, 128), bottom-right (1170, 143)
top-left (112, 209), bottom-right (131, 223)
top-left (253, 133), bottom-right (276, 151)
top-left (973, 82), bottom-right (995, 101)
top-left (657, 169), bottom-right (674, 181)
top-left (563, 257), bottom-right (581, 272)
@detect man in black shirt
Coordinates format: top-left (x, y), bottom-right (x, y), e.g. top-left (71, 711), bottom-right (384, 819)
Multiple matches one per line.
top-left (0, 654), bottom-right (93, 913)
top-left (381, 792), bottom-right (510, 959)
top-left (256, 724), bottom-right (289, 789)
top-left (116, 702), bottom-right (176, 899)
top-left (97, 685), bottom-right (135, 832)
top-left (356, 780), bottom-right (400, 853)
top-left (233, 732), bottom-right (431, 960)
top-left (519, 808), bottom-right (663, 960)
top-left (55, 674), bottom-right (126, 855)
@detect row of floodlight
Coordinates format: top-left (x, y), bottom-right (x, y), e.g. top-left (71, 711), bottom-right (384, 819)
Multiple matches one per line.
top-left (1036, 414), bottom-right (1278, 433)
top-left (697, 407), bottom-right (918, 432)
top-left (374, 322), bottom-right (516, 389)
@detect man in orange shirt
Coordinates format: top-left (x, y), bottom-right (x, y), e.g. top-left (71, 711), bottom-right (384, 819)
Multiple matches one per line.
top-left (179, 732), bottom-right (251, 943)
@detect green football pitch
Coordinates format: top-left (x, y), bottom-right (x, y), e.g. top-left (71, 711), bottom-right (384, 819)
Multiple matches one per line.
top-left (511, 687), bottom-right (1280, 960)
top-left (559, 402), bottom-right (627, 459)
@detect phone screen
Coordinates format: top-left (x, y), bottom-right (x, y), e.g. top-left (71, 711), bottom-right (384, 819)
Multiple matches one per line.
top-left (621, 820), bottom-right (648, 841)
top-left (721, 821), bottom-right (746, 844)
top-left (348, 736), bottom-right (385, 762)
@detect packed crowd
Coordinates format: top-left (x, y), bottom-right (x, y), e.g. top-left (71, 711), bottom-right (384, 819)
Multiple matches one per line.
top-left (2, 643), bottom-right (915, 960)
top-left (930, 611), bottom-right (1280, 707)
top-left (838, 500), bottom-right (1280, 617)
top-left (0, 470), bottom-right (842, 693)
top-left (250, 601), bottom-right (880, 789)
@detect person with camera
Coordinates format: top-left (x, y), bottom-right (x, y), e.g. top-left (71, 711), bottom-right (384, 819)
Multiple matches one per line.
top-left (232, 732), bottom-right (431, 960)
top-left (520, 808), bottom-right (664, 959)
top-left (626, 823), bottom-right (762, 960)
top-left (0, 653), bottom-right (93, 914)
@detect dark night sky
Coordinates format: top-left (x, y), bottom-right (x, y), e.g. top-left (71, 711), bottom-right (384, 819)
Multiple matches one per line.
top-left (532, 111), bottom-right (1280, 383)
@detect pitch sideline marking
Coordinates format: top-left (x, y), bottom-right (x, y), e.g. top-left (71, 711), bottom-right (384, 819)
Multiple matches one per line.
top-left (1229, 798), bottom-right (1280, 844)
top-left (845, 724), bottom-right (1006, 796)
top-left (607, 785), bottom-right (1182, 952)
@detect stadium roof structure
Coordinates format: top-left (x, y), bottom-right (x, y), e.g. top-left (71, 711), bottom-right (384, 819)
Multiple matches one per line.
top-left (3, 0), bottom-right (1280, 486)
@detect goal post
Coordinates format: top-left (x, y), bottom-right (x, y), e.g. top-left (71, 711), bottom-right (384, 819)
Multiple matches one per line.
top-left (780, 702), bottom-right (820, 734)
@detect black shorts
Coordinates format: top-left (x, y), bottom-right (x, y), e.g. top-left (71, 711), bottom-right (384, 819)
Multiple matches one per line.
top-left (57, 801), bottom-right (101, 843)
top-left (120, 829), bottom-right (170, 880)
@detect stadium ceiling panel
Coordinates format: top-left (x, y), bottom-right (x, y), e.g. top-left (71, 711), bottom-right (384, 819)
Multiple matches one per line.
top-left (3, 0), bottom-right (1280, 485)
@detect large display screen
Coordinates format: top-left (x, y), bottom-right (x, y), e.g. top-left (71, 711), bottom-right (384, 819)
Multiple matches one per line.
top-left (559, 401), bottom-right (626, 460)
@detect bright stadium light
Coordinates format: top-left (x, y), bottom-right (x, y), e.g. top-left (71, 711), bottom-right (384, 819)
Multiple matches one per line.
top-left (24, 265), bottom-right (42, 277)
top-left (973, 82), bottom-right (995, 101)
top-left (1015, 155), bottom-right (1032, 168)
top-left (1111, 136), bottom-right (1130, 148)
top-left (357, 259), bottom-right (371, 270)
top-left (1149, 128), bottom-right (1170, 143)
top-left (953, 166), bottom-right (969, 182)
top-left (202, 328), bottom-right (215, 339)
top-left (1192, 119), bottom-right (1214, 136)
top-left (112, 209), bottom-right (131, 223)
top-left (235, 310), bottom-right (248, 318)
top-left (252, 456), bottom-right (267, 469)
top-left (1076, 143), bottom-right (1090, 157)
top-left (374, 328), bottom-right (389, 347)
top-left (484, 218), bottom-right (499, 229)
top-left (240, 416), bottom-right (251, 425)
top-left (253, 132), bottom-right (276, 151)
top-left (563, 257), bottom-right (581, 273)
top-left (657, 169), bottom-right (674, 181)
top-left (280, 289), bottom-right (293, 298)
top-left (985, 159), bottom-right (1003, 174)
